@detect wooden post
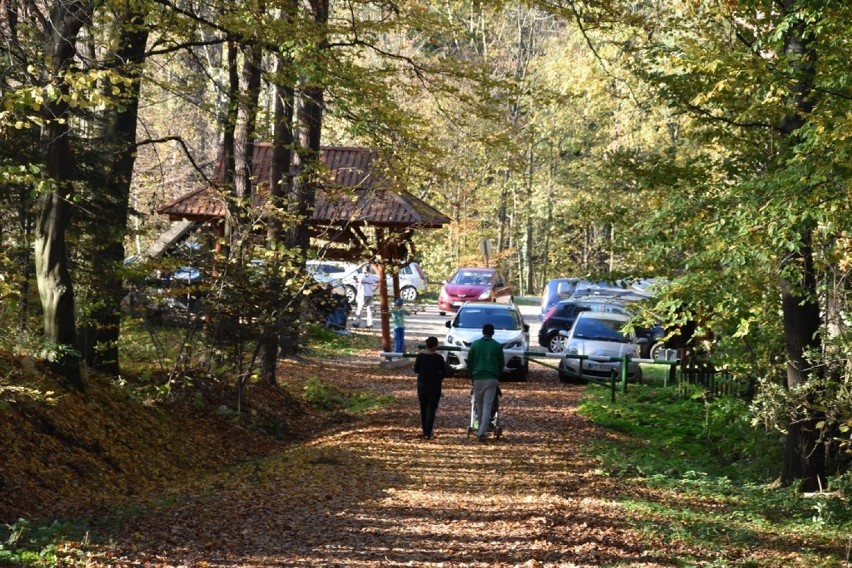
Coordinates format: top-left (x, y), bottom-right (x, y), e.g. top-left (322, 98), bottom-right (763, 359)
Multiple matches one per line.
top-left (376, 228), bottom-right (392, 353)
top-left (391, 271), bottom-right (400, 300)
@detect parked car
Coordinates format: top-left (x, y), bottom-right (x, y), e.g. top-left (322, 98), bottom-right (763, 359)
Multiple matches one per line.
top-left (538, 279), bottom-right (645, 320)
top-left (557, 311), bottom-right (646, 383)
top-left (538, 299), bottom-right (630, 353)
top-left (305, 259), bottom-right (428, 303)
top-left (444, 302), bottom-right (529, 381)
top-left (538, 278), bottom-right (580, 320)
top-left (437, 267), bottom-right (513, 316)
top-left (541, 297), bottom-right (665, 356)
top-left (570, 280), bottom-right (653, 304)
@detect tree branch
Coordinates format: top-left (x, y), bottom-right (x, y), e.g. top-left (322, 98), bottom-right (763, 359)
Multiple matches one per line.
top-left (134, 136), bottom-right (211, 184)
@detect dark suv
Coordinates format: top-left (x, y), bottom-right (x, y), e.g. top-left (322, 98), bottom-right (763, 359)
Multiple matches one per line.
top-left (539, 298), bottom-right (664, 355)
top-left (538, 300), bottom-right (631, 353)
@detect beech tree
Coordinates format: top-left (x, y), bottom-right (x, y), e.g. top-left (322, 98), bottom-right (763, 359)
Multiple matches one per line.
top-left (533, 0), bottom-right (852, 489)
top-left (76, 4), bottom-right (150, 375)
top-left (28, 0), bottom-right (97, 388)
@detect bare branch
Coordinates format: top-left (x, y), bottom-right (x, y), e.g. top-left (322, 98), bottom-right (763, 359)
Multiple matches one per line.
top-left (135, 136), bottom-right (211, 184)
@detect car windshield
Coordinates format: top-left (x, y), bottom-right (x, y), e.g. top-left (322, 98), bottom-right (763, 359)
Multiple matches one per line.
top-left (456, 308), bottom-right (521, 330)
top-left (573, 318), bottom-right (630, 343)
top-left (450, 271), bottom-right (492, 286)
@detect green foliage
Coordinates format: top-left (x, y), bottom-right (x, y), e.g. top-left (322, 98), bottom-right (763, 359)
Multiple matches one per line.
top-left (0, 518), bottom-right (89, 567)
top-left (301, 323), bottom-right (376, 358)
top-left (750, 370), bottom-right (852, 461)
top-left (302, 376), bottom-right (393, 413)
top-left (579, 383), bottom-right (852, 560)
top-left (579, 382), bottom-right (782, 482)
top-left (522, 0), bottom-right (852, 486)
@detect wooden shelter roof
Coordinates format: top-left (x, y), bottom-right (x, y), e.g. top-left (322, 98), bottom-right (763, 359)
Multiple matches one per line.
top-left (157, 144), bottom-right (450, 229)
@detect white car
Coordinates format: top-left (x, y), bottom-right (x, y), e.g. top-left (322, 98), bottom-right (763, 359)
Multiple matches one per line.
top-left (557, 311), bottom-right (645, 383)
top-left (305, 259), bottom-right (428, 303)
top-left (443, 302), bottom-right (529, 381)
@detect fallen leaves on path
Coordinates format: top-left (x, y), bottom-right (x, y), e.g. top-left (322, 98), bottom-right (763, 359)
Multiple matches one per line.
top-left (63, 350), bottom-right (820, 568)
top-left (3, 348), bottom-right (831, 567)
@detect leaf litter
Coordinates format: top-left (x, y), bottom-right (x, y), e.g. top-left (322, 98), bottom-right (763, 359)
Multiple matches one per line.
top-left (0, 349), bottom-right (837, 566)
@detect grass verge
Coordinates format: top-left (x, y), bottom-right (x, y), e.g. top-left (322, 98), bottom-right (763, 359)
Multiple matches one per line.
top-left (302, 375), bottom-right (395, 413)
top-left (578, 380), bottom-right (852, 566)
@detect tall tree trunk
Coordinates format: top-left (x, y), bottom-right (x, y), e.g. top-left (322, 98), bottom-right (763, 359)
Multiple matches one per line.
top-left (33, 0), bottom-right (95, 389)
top-left (523, 142), bottom-right (534, 295)
top-left (541, 144), bottom-right (555, 288)
top-left (290, 83), bottom-right (323, 252)
top-left (260, 9), bottom-right (297, 384)
top-left (225, 38), bottom-right (261, 264)
top-left (260, 30), bottom-right (297, 384)
top-left (220, 38), bottom-right (240, 257)
top-left (234, 41), bottom-right (262, 212)
top-left (267, 57), bottom-right (295, 250)
top-left (496, 170), bottom-right (508, 254)
top-left (278, 0), bottom-right (327, 358)
top-left (16, 186), bottom-right (33, 334)
top-left (79, 9), bottom-right (149, 375)
top-left (780, 231), bottom-right (824, 489)
top-left (777, 1), bottom-right (824, 491)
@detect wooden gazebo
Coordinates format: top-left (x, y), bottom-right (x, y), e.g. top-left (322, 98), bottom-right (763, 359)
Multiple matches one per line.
top-left (157, 143), bottom-right (450, 352)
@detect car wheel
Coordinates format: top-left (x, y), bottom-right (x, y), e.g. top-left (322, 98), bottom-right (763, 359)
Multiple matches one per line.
top-left (649, 341), bottom-right (666, 360)
top-left (399, 286), bottom-right (418, 302)
top-left (517, 361), bottom-right (529, 382)
top-left (558, 369), bottom-right (570, 383)
top-left (547, 333), bottom-right (569, 353)
top-left (344, 285), bottom-right (357, 305)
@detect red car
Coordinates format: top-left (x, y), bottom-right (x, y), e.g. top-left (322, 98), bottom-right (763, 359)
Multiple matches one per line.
top-left (437, 267), bottom-right (513, 315)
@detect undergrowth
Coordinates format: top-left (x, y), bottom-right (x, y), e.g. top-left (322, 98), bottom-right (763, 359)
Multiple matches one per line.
top-left (302, 375), bottom-right (394, 413)
top-left (0, 518), bottom-right (89, 567)
top-left (301, 323), bottom-right (376, 358)
top-left (579, 381), bottom-right (852, 565)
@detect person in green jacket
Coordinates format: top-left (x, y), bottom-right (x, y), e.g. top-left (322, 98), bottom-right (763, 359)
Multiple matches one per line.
top-left (466, 323), bottom-right (504, 442)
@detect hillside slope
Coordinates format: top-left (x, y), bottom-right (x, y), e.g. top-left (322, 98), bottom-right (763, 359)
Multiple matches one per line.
top-left (0, 352), bottom-right (312, 523)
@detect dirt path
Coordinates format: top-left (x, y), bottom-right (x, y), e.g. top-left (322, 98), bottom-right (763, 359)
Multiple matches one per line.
top-left (85, 356), bottom-right (689, 567)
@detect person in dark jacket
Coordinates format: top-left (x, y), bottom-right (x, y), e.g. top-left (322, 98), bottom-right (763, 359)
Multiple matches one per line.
top-left (466, 323), bottom-right (504, 442)
top-left (413, 336), bottom-right (448, 439)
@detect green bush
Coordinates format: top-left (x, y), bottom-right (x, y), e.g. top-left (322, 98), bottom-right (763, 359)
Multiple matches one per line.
top-left (0, 518), bottom-right (87, 567)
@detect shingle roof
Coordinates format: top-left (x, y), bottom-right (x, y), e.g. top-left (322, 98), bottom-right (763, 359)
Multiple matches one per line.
top-left (157, 144), bottom-right (450, 229)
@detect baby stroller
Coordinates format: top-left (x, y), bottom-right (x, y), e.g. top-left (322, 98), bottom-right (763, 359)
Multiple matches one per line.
top-left (467, 386), bottom-right (503, 439)
top-left (324, 292), bottom-right (351, 330)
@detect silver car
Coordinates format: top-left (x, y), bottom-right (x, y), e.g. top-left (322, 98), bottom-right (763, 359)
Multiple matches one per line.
top-left (305, 259), bottom-right (429, 303)
top-left (444, 302), bottom-right (530, 381)
top-left (557, 311), bottom-right (645, 383)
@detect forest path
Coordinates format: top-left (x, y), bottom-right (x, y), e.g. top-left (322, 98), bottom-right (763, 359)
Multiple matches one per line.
top-left (86, 355), bottom-right (698, 567)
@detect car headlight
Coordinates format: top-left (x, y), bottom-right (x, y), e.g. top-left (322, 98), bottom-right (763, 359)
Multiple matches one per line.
top-left (504, 338), bottom-right (525, 350)
top-left (478, 288), bottom-right (492, 300)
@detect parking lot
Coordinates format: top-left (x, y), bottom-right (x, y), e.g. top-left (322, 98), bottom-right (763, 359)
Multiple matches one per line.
top-left (355, 299), bottom-right (546, 355)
